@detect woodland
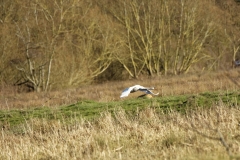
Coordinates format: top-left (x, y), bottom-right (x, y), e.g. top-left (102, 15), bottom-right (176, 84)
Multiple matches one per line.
top-left (0, 0), bottom-right (240, 92)
top-left (1, 1), bottom-right (240, 159)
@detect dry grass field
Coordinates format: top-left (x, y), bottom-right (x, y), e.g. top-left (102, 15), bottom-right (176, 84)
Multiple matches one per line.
top-left (0, 69), bottom-right (240, 159)
top-left (0, 106), bottom-right (240, 159)
top-left (1, 69), bottom-right (240, 109)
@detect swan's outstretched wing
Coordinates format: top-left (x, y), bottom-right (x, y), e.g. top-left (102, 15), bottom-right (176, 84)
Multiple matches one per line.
top-left (120, 87), bottom-right (133, 98)
top-left (139, 88), bottom-right (159, 95)
top-left (147, 89), bottom-right (159, 95)
top-left (120, 85), bottom-right (141, 98)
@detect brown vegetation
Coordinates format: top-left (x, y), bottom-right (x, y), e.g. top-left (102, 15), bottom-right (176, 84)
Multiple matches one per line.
top-left (1, 1), bottom-right (240, 159)
top-left (0, 105), bottom-right (239, 159)
top-left (1, 0), bottom-right (240, 92)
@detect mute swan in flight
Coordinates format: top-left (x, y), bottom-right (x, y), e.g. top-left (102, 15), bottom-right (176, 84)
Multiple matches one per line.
top-left (120, 85), bottom-right (159, 98)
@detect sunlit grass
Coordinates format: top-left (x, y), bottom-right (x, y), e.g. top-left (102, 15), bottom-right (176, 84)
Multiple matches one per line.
top-left (0, 104), bottom-right (239, 159)
top-left (0, 70), bottom-right (240, 159)
top-left (0, 90), bottom-right (239, 128)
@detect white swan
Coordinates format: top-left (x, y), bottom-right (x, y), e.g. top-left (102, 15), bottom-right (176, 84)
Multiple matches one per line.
top-left (120, 85), bottom-right (159, 98)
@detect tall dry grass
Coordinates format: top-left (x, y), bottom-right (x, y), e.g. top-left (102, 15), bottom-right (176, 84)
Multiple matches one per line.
top-left (0, 105), bottom-right (239, 159)
top-left (1, 69), bottom-right (240, 109)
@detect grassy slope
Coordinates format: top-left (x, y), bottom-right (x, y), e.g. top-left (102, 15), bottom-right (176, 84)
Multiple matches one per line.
top-left (0, 90), bottom-right (239, 129)
top-left (0, 90), bottom-right (239, 160)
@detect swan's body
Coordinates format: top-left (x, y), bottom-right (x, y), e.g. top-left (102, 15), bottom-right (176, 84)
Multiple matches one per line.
top-left (120, 85), bottom-right (159, 98)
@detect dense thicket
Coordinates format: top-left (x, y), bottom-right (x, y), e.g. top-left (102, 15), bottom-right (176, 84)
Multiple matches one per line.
top-left (0, 0), bottom-right (240, 92)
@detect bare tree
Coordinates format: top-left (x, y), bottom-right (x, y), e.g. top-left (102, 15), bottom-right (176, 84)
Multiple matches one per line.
top-left (221, 0), bottom-right (240, 67)
top-left (13, 0), bottom-right (78, 91)
top-left (96, 0), bottom-right (216, 77)
top-left (48, 1), bottom-right (118, 87)
top-left (113, 0), bottom-right (146, 78)
top-left (96, 0), bottom-right (163, 78)
top-left (14, 19), bottom-right (43, 92)
top-left (0, 1), bottom-right (20, 84)
top-left (172, 0), bottom-right (215, 74)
